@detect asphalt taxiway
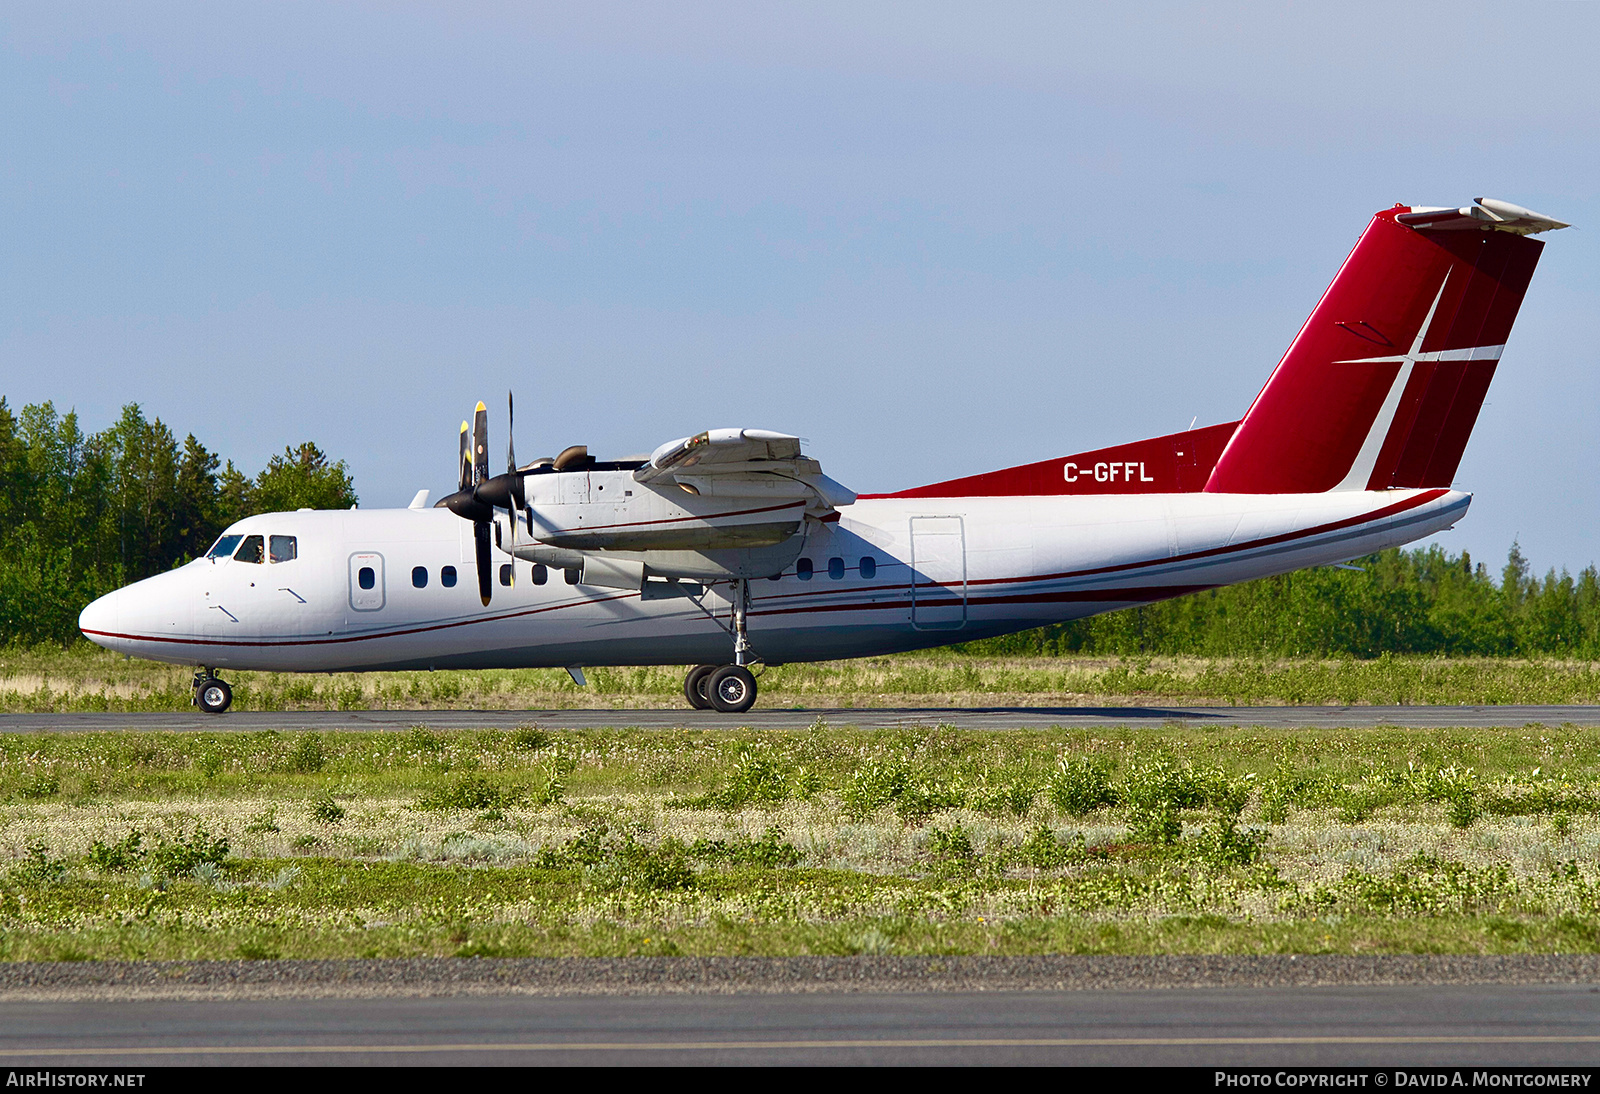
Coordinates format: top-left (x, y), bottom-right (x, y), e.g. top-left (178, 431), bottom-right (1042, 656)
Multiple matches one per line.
top-left (3, 972), bottom-right (1600, 1066)
top-left (3, 704), bottom-right (1600, 732)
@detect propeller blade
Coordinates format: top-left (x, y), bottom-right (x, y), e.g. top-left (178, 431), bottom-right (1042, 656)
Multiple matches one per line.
top-left (473, 402), bottom-right (489, 487)
top-left (507, 390), bottom-right (516, 474)
top-left (474, 520), bottom-right (493, 606)
top-left (457, 421), bottom-right (471, 492)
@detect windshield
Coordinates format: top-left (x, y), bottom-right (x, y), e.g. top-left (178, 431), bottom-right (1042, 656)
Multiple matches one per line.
top-left (206, 534), bottom-right (244, 560)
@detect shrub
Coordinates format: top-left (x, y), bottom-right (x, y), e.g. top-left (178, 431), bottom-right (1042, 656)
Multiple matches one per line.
top-left (1120, 757), bottom-right (1209, 846)
top-left (416, 774), bottom-right (521, 812)
top-left (533, 825), bottom-right (697, 890)
top-left (894, 781), bottom-right (965, 824)
top-left (149, 826), bottom-right (229, 877)
top-left (1198, 770), bottom-right (1252, 818)
top-left (510, 725), bottom-right (549, 751)
top-left (12, 840), bottom-right (68, 884)
top-left (244, 810), bottom-right (280, 834)
top-left (592, 837), bottom-right (696, 892)
top-left (407, 726), bottom-right (445, 753)
top-left (286, 734), bottom-right (326, 774)
top-left (969, 774), bottom-right (1038, 817)
top-left (309, 796), bottom-right (346, 825)
top-left (1420, 766), bottom-right (1481, 829)
top-left (688, 827), bottom-right (803, 868)
top-left (85, 831), bottom-right (146, 872)
top-left (1191, 819), bottom-right (1269, 867)
top-left (16, 771), bottom-right (60, 801)
top-left (683, 745), bottom-right (817, 811)
top-left (1016, 826), bottom-right (1081, 870)
top-left (925, 823), bottom-right (978, 873)
top-left (1127, 802), bottom-right (1184, 846)
top-left (842, 761), bottom-right (911, 819)
top-left (841, 761), bottom-right (963, 822)
top-left (1047, 755), bottom-right (1116, 816)
top-left (1258, 781), bottom-right (1291, 824)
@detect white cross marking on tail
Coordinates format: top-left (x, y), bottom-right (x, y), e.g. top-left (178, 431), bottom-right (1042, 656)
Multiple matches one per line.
top-left (1330, 274), bottom-right (1503, 491)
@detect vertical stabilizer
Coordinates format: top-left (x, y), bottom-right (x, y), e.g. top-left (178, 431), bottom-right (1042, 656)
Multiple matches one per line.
top-left (1205, 199), bottom-right (1562, 494)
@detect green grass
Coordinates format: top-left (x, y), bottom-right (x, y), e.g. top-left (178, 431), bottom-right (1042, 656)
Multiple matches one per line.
top-left (9, 722), bottom-right (1600, 959)
top-left (7, 644), bottom-right (1600, 711)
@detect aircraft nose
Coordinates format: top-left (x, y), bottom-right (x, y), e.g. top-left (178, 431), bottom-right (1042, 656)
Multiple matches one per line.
top-left (78, 589), bottom-right (121, 646)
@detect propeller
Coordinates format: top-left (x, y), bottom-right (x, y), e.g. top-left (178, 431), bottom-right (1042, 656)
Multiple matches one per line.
top-left (437, 395), bottom-right (526, 606)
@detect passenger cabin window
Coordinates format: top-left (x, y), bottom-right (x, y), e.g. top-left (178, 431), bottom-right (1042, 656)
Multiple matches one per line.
top-left (358, 566), bottom-right (376, 590)
top-left (207, 534), bottom-right (244, 560)
top-left (269, 535), bottom-right (297, 563)
top-left (828, 557), bottom-right (845, 580)
top-left (441, 566), bottom-right (458, 588)
top-left (412, 566), bottom-right (428, 589)
top-left (499, 564), bottom-right (513, 587)
top-left (796, 558), bottom-right (813, 581)
top-left (532, 563), bottom-right (548, 585)
top-left (234, 535), bottom-right (265, 564)
top-left (860, 556), bottom-right (877, 579)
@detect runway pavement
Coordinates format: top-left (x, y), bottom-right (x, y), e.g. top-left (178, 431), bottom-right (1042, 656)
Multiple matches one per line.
top-left (4, 984), bottom-right (1600, 1065)
top-left (4, 704), bottom-right (1600, 732)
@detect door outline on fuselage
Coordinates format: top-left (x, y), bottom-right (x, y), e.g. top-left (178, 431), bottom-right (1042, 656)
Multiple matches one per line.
top-left (348, 552), bottom-right (386, 612)
top-left (909, 516), bottom-right (966, 630)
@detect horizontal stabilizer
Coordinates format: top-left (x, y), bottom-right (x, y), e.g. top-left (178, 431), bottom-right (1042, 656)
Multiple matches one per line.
top-left (1397, 197), bottom-right (1569, 235)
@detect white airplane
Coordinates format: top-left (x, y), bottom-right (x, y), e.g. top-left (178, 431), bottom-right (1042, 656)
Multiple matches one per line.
top-left (79, 197), bottom-right (1568, 715)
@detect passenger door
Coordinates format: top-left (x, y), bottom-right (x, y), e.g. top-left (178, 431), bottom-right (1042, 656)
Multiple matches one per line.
top-left (348, 552), bottom-right (386, 612)
top-left (909, 516), bottom-right (966, 630)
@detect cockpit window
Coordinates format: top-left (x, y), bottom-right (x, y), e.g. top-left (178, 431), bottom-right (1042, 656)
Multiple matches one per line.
top-left (207, 534), bottom-right (244, 560)
top-left (269, 535), bottom-right (297, 563)
top-left (233, 535), bottom-right (265, 564)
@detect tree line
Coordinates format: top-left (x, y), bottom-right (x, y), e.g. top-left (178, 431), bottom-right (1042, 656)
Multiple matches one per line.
top-left (0, 398), bottom-right (356, 645)
top-left (961, 543), bottom-right (1600, 659)
top-left (4, 396), bottom-right (1598, 657)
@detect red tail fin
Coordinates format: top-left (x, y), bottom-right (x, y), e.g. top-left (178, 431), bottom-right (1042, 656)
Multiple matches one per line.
top-left (1206, 199), bottom-right (1563, 494)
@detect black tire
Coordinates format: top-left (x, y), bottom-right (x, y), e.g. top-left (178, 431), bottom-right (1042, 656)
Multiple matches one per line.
top-left (684, 664), bottom-right (718, 710)
top-left (708, 664), bottom-right (757, 714)
top-left (196, 677), bottom-right (233, 714)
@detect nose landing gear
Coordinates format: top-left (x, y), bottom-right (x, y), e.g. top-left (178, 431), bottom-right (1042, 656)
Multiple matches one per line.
top-left (680, 578), bottom-right (760, 714)
top-left (193, 669), bottom-right (233, 714)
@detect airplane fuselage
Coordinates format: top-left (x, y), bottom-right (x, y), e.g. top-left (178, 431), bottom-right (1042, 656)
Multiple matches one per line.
top-left (79, 487), bottom-right (1467, 673)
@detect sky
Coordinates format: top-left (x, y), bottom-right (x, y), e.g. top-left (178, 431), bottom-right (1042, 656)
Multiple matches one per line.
top-left (3, 2), bottom-right (1597, 575)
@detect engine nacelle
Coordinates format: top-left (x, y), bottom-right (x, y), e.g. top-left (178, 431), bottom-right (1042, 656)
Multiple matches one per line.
top-left (522, 468), bottom-right (808, 552)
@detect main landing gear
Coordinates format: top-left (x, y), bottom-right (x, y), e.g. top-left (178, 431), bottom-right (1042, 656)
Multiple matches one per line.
top-left (193, 669), bottom-right (233, 714)
top-left (682, 578), bottom-right (760, 714)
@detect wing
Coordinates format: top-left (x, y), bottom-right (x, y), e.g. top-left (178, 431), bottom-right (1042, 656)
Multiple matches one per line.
top-left (633, 428), bottom-right (856, 515)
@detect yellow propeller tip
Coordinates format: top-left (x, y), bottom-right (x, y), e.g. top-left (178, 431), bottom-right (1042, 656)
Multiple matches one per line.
top-left (459, 422), bottom-right (469, 432)
top-left (476, 401), bottom-right (487, 412)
